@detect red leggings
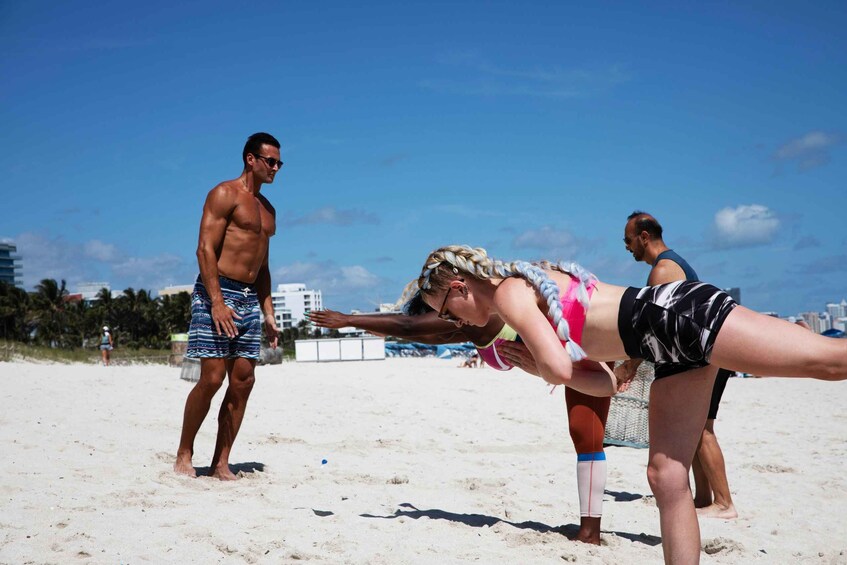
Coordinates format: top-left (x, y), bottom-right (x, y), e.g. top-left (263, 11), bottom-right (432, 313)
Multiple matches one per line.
top-left (565, 387), bottom-right (610, 454)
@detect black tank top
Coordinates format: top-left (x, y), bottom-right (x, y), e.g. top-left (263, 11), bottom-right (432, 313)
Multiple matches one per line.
top-left (655, 249), bottom-right (699, 282)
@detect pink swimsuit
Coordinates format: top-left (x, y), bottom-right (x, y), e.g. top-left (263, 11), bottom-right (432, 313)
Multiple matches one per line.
top-left (476, 324), bottom-right (519, 371)
top-left (476, 274), bottom-right (596, 370)
top-left (550, 274), bottom-right (597, 347)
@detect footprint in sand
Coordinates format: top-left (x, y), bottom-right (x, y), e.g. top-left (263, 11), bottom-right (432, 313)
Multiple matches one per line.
top-left (262, 434), bottom-right (306, 445)
top-left (749, 463), bottom-right (795, 474)
top-left (702, 536), bottom-right (745, 556)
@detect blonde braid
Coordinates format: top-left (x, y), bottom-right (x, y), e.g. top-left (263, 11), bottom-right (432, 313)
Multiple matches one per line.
top-left (418, 245), bottom-right (497, 292)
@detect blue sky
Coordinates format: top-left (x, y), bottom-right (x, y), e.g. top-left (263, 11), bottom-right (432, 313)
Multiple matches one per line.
top-left (2, 1), bottom-right (845, 316)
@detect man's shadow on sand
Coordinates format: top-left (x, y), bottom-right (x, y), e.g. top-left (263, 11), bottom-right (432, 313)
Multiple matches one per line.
top-left (192, 462), bottom-right (265, 477)
top-left (359, 502), bottom-right (661, 546)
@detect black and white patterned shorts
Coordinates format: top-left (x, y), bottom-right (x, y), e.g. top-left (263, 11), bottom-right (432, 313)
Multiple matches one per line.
top-left (617, 281), bottom-right (737, 379)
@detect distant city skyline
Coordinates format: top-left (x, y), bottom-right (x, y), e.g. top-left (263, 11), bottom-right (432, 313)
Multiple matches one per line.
top-left (2, 2), bottom-right (845, 315)
top-left (3, 243), bottom-right (846, 324)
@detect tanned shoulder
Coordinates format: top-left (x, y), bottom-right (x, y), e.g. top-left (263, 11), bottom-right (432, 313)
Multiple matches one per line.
top-left (648, 260), bottom-right (686, 286)
top-left (204, 181), bottom-right (240, 213)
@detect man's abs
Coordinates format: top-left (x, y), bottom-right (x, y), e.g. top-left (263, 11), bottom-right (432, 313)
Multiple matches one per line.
top-left (216, 229), bottom-right (268, 283)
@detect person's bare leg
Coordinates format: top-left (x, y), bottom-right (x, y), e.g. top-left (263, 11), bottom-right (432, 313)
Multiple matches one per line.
top-left (691, 448), bottom-right (712, 508)
top-left (101, 349), bottom-right (107, 366)
top-left (574, 517), bottom-right (601, 545)
top-left (710, 307), bottom-right (847, 380)
top-left (695, 420), bottom-right (737, 519)
top-left (174, 358), bottom-right (227, 477)
top-left (210, 357), bottom-right (256, 480)
top-left (647, 366), bottom-right (716, 564)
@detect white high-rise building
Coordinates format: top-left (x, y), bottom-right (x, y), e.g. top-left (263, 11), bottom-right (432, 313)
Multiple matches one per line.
top-left (76, 282), bottom-right (111, 302)
top-left (800, 312), bottom-right (822, 334)
top-left (272, 283), bottom-right (322, 329)
top-left (159, 284), bottom-right (194, 297)
top-left (816, 312), bottom-right (832, 333)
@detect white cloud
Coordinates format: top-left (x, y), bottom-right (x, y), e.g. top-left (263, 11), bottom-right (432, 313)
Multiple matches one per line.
top-left (273, 261), bottom-right (389, 310)
top-left (15, 232), bottom-right (87, 286)
top-left (11, 231), bottom-right (192, 291)
top-left (340, 265), bottom-right (381, 288)
top-left (84, 239), bottom-right (121, 262)
top-left (773, 131), bottom-right (842, 172)
top-left (289, 206), bottom-right (380, 226)
top-left (111, 254), bottom-right (189, 290)
top-left (432, 204), bottom-right (504, 218)
top-left (422, 54), bottom-right (630, 99)
top-left (713, 205), bottom-right (780, 249)
top-left (512, 226), bottom-right (583, 258)
top-left (274, 261), bottom-right (381, 291)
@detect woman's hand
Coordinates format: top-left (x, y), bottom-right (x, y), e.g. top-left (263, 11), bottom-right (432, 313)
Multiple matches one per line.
top-left (498, 342), bottom-right (540, 376)
top-left (614, 359), bottom-right (641, 392)
top-left (308, 309), bottom-right (349, 329)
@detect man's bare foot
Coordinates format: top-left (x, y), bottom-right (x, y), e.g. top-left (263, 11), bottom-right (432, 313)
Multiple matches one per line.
top-left (174, 453), bottom-right (197, 477)
top-left (696, 503), bottom-right (738, 519)
top-left (211, 464), bottom-right (238, 481)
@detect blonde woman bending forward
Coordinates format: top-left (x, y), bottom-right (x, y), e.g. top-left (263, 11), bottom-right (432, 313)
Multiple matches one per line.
top-left (415, 245), bottom-right (846, 565)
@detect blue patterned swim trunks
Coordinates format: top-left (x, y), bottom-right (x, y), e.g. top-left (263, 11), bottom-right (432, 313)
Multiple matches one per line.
top-left (186, 275), bottom-right (261, 359)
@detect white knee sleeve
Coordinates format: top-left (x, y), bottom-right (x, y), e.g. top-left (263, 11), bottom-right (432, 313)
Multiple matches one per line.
top-left (577, 452), bottom-right (607, 518)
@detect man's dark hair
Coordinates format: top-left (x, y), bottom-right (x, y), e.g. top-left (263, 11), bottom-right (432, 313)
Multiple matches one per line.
top-left (243, 132), bottom-right (281, 165)
top-left (627, 210), bottom-right (663, 239)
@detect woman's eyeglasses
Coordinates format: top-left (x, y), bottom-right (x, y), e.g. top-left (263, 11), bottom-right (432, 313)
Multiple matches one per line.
top-left (437, 280), bottom-right (463, 323)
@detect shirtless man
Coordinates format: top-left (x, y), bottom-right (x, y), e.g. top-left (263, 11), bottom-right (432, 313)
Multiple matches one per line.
top-left (621, 211), bottom-right (737, 519)
top-left (174, 132), bottom-right (280, 480)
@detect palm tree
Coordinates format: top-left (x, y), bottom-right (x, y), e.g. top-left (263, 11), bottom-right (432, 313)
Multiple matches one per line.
top-left (0, 281), bottom-right (31, 342)
top-left (159, 292), bottom-right (192, 336)
top-left (30, 278), bottom-right (69, 347)
top-left (115, 288), bottom-right (160, 348)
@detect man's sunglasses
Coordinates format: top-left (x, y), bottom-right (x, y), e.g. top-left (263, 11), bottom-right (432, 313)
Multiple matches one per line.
top-left (252, 153), bottom-right (284, 169)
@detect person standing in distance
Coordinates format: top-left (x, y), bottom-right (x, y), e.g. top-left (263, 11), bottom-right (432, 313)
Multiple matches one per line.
top-left (174, 132), bottom-right (281, 480)
top-left (621, 211), bottom-right (737, 519)
top-left (100, 326), bottom-right (113, 366)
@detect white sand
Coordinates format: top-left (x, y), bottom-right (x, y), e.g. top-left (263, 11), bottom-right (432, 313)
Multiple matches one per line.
top-left (1, 358), bottom-right (846, 564)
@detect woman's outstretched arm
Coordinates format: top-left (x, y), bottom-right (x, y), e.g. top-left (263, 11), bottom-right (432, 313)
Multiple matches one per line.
top-left (308, 309), bottom-right (466, 344)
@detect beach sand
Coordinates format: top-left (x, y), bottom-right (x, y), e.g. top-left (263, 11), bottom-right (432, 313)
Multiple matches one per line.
top-left (1, 358), bottom-right (846, 564)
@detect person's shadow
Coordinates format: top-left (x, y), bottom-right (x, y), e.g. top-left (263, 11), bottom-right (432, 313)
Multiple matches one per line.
top-left (359, 502), bottom-right (661, 546)
top-left (605, 489), bottom-right (651, 502)
top-left (192, 462), bottom-right (265, 476)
